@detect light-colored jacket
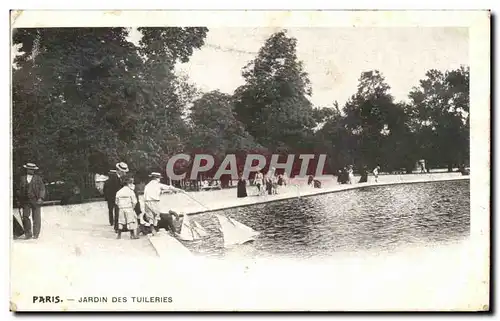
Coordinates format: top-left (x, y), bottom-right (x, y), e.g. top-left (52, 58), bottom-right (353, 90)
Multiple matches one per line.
top-left (115, 186), bottom-right (137, 210)
top-left (144, 180), bottom-right (178, 201)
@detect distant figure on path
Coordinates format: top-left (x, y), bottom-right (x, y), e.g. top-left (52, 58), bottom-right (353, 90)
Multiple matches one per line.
top-left (358, 167), bottom-right (369, 183)
top-left (277, 174), bottom-right (285, 186)
top-left (265, 174), bottom-right (273, 195)
top-left (373, 166), bottom-right (380, 183)
top-left (254, 171), bottom-right (264, 196)
top-left (143, 172), bottom-right (185, 235)
top-left (419, 160), bottom-right (427, 174)
top-left (237, 173), bottom-right (248, 198)
top-left (347, 165), bottom-right (355, 184)
top-left (341, 167), bottom-right (349, 184)
top-left (307, 175), bottom-right (321, 188)
top-left (115, 176), bottom-right (139, 239)
top-left (282, 173), bottom-right (288, 186)
top-left (271, 174), bottom-right (278, 194)
top-left (17, 163), bottom-right (46, 240)
top-left (307, 175), bottom-right (314, 186)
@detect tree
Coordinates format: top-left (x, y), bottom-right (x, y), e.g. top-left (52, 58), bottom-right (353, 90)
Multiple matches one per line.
top-left (12, 27), bottom-right (209, 184)
top-left (312, 101), bottom-right (340, 126)
top-left (314, 103), bottom-right (353, 171)
top-left (13, 28), bottom-right (141, 183)
top-left (233, 30), bottom-right (317, 152)
top-left (341, 70), bottom-right (408, 171)
top-left (189, 90), bottom-right (261, 160)
top-left (408, 66), bottom-right (470, 170)
top-left (125, 27), bottom-right (208, 171)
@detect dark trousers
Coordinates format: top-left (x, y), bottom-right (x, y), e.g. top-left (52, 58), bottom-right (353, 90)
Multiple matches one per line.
top-left (107, 200), bottom-right (116, 226)
top-left (113, 205), bottom-right (119, 231)
top-left (22, 203), bottom-right (41, 238)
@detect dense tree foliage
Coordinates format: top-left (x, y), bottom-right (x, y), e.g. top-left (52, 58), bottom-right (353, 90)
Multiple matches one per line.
top-left (189, 90), bottom-right (261, 155)
top-left (316, 67), bottom-right (469, 173)
top-left (407, 66), bottom-right (470, 171)
top-left (13, 27), bottom-right (207, 184)
top-left (233, 31), bottom-right (317, 152)
top-left (12, 28), bottom-right (469, 187)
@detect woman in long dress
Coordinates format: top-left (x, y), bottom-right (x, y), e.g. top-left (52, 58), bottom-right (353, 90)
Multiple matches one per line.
top-left (265, 174), bottom-right (273, 195)
top-left (254, 171), bottom-right (264, 196)
top-left (237, 173), bottom-right (248, 198)
top-left (358, 166), bottom-right (368, 183)
top-left (373, 166), bottom-right (380, 183)
top-left (271, 174), bottom-right (278, 194)
top-left (347, 165), bottom-right (355, 184)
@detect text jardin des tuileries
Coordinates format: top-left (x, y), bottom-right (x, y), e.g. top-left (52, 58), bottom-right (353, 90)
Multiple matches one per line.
top-left (76, 296), bottom-right (173, 303)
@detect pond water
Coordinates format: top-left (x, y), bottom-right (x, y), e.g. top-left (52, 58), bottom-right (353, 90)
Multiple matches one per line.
top-left (182, 180), bottom-right (470, 259)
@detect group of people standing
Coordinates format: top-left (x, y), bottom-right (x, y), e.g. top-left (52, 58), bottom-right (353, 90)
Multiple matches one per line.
top-left (103, 162), bottom-right (186, 239)
top-left (13, 161), bottom-right (187, 241)
top-left (337, 165), bottom-right (380, 184)
top-left (236, 168), bottom-right (288, 198)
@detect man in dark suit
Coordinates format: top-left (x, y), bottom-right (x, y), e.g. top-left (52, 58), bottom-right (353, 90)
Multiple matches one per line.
top-left (104, 163), bottom-right (130, 232)
top-left (17, 163), bottom-right (46, 239)
top-left (103, 169), bottom-right (117, 226)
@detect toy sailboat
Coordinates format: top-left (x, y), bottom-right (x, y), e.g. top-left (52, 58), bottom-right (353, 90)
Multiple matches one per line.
top-left (192, 221), bottom-right (209, 237)
top-left (177, 214), bottom-right (209, 241)
top-left (215, 214), bottom-right (260, 248)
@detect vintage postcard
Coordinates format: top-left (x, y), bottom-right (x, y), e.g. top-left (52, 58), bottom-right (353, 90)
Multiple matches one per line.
top-left (9, 10), bottom-right (490, 311)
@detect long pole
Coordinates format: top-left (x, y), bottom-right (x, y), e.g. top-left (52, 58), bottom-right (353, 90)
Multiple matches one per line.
top-left (182, 192), bottom-right (211, 211)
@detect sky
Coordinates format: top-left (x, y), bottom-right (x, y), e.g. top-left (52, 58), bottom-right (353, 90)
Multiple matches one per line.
top-left (154, 27), bottom-right (469, 107)
top-left (13, 27), bottom-right (468, 108)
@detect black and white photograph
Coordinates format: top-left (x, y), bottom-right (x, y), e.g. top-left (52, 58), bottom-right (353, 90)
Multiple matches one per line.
top-left (9, 10), bottom-right (490, 311)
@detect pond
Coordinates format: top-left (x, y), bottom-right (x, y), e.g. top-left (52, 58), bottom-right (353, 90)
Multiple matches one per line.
top-left (182, 180), bottom-right (470, 259)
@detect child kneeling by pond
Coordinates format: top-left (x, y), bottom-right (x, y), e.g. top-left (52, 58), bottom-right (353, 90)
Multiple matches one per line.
top-left (115, 177), bottom-right (139, 239)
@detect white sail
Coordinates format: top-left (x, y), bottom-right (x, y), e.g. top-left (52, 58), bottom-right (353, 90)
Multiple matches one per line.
top-left (13, 210), bottom-right (23, 227)
top-left (178, 215), bottom-right (208, 241)
top-left (178, 215), bottom-right (195, 241)
top-left (192, 221), bottom-right (209, 237)
top-left (216, 214), bottom-right (259, 248)
top-left (228, 217), bottom-right (259, 237)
